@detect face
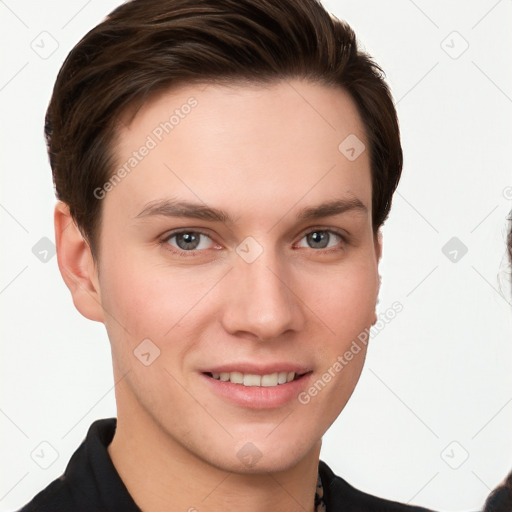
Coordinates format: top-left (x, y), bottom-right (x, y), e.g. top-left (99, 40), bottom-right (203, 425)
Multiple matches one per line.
top-left (93, 79), bottom-right (380, 473)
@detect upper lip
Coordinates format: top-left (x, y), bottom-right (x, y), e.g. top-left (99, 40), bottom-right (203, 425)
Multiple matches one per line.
top-left (201, 363), bottom-right (312, 375)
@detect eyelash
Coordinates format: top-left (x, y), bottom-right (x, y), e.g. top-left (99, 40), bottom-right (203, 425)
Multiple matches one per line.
top-left (160, 228), bottom-right (348, 258)
top-left (160, 229), bottom-right (220, 258)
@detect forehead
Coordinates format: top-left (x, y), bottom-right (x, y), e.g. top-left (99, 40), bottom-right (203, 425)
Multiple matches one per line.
top-left (107, 79), bottom-right (371, 224)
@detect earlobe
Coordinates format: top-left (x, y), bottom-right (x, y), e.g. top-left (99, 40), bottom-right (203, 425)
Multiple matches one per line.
top-left (373, 230), bottom-right (383, 325)
top-left (372, 282), bottom-right (379, 325)
top-left (375, 230), bottom-right (383, 262)
top-left (54, 202), bottom-right (104, 323)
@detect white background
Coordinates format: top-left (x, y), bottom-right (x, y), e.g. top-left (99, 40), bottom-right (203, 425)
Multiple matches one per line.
top-left (1, 1), bottom-right (511, 511)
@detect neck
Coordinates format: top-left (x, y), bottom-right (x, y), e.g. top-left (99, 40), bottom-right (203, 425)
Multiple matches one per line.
top-left (108, 382), bottom-right (322, 512)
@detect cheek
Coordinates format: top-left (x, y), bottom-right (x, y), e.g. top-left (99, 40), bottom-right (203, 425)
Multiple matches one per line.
top-left (303, 261), bottom-right (378, 338)
top-left (297, 268), bottom-right (374, 426)
top-left (98, 255), bottom-right (217, 361)
top-left (97, 252), bottom-right (170, 355)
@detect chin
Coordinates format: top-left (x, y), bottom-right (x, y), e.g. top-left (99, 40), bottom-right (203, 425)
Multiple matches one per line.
top-left (204, 432), bottom-right (319, 475)
top-left (214, 451), bottom-right (308, 475)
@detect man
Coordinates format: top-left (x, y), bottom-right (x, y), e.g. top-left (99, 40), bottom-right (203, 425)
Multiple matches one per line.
top-left (19, 0), bottom-right (437, 510)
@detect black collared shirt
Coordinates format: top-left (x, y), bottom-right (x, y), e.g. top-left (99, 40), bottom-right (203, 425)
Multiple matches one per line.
top-left (18, 418), bottom-right (435, 512)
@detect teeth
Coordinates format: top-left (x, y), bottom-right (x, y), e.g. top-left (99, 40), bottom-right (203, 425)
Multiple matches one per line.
top-left (209, 371), bottom-right (297, 386)
top-left (230, 372), bottom-right (244, 384)
top-left (243, 374), bottom-right (261, 386)
top-left (261, 373), bottom-right (278, 387)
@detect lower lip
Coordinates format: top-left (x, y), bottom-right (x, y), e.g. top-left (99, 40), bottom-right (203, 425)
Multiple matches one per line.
top-left (201, 373), bottom-right (312, 409)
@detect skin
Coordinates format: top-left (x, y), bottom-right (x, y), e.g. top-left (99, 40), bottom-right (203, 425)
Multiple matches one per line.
top-left (55, 79), bottom-right (381, 512)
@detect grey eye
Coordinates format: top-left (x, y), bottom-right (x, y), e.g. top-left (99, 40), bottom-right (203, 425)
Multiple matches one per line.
top-left (306, 231), bottom-right (330, 249)
top-left (166, 231), bottom-right (214, 251)
top-left (175, 232), bottom-right (201, 250)
top-left (298, 230), bottom-right (342, 250)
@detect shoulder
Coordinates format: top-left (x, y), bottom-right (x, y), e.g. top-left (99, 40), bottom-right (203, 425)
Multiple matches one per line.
top-left (16, 418), bottom-right (131, 512)
top-left (16, 477), bottom-right (75, 512)
top-left (319, 460), bottom-right (437, 512)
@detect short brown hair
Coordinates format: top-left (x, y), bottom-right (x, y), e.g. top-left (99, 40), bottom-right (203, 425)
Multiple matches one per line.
top-left (46, 0), bottom-right (402, 256)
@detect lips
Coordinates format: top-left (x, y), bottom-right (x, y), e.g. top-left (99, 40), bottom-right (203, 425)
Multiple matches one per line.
top-left (200, 363), bottom-right (312, 408)
top-left (202, 367), bottom-right (312, 409)
top-left (205, 371), bottom-right (300, 387)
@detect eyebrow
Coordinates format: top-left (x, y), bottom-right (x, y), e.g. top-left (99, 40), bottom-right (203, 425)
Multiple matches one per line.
top-left (135, 197), bottom-right (367, 223)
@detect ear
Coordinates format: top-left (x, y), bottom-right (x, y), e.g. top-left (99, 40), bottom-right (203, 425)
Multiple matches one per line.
top-left (54, 202), bottom-right (104, 322)
top-left (374, 229), bottom-right (383, 263)
top-left (372, 230), bottom-right (383, 325)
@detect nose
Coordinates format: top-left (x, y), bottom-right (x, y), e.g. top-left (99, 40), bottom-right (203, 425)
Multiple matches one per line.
top-left (220, 246), bottom-right (306, 342)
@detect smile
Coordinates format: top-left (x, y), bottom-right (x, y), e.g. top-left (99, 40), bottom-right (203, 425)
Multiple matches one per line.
top-left (205, 371), bottom-right (302, 387)
top-left (201, 368), bottom-right (312, 409)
